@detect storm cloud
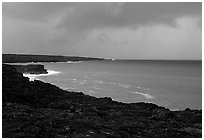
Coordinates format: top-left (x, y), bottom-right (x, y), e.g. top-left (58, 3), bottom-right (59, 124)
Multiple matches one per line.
top-left (2, 2), bottom-right (202, 59)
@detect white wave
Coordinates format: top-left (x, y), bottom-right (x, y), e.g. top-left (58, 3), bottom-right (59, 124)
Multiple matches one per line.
top-left (64, 87), bottom-right (76, 91)
top-left (66, 61), bottom-right (82, 64)
top-left (92, 80), bottom-right (131, 88)
top-left (131, 91), bottom-right (154, 99)
top-left (116, 83), bottom-right (131, 88)
top-left (110, 82), bottom-right (131, 88)
top-left (23, 70), bottom-right (60, 81)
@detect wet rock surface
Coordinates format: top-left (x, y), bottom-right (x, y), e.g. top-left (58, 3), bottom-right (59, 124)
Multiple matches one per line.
top-left (2, 64), bottom-right (202, 138)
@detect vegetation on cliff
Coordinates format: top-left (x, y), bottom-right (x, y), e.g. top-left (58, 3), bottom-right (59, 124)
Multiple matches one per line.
top-left (2, 64), bottom-right (202, 138)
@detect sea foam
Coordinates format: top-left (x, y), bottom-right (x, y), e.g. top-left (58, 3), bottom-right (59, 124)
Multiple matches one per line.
top-left (131, 91), bottom-right (154, 99)
top-left (67, 61), bottom-right (82, 64)
top-left (23, 70), bottom-right (60, 81)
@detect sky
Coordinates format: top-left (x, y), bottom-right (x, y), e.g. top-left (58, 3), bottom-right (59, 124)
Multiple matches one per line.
top-left (2, 2), bottom-right (202, 60)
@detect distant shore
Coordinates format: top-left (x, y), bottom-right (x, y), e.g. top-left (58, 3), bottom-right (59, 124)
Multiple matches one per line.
top-left (2, 64), bottom-right (202, 138)
top-left (3, 54), bottom-right (201, 64)
top-left (3, 54), bottom-right (105, 63)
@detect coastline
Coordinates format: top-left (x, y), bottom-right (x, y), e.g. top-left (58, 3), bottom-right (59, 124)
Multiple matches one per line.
top-left (2, 64), bottom-right (202, 138)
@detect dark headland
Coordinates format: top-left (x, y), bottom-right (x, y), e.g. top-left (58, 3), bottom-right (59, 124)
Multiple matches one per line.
top-left (2, 54), bottom-right (202, 138)
top-left (3, 54), bottom-right (104, 63)
top-left (12, 64), bottom-right (48, 74)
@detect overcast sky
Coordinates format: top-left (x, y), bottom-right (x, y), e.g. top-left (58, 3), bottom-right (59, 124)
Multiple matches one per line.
top-left (2, 2), bottom-right (202, 60)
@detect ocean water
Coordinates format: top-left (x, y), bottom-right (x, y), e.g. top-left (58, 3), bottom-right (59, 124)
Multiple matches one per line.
top-left (23, 60), bottom-right (201, 110)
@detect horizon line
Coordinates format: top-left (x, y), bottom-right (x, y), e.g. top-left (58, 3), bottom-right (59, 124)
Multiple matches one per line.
top-left (2, 53), bottom-right (202, 61)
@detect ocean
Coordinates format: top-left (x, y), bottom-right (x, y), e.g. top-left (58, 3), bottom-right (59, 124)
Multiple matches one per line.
top-left (23, 60), bottom-right (202, 110)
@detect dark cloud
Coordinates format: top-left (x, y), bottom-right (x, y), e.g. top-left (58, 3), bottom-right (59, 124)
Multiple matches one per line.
top-left (3, 2), bottom-right (201, 28)
top-left (55, 3), bottom-right (201, 30)
top-left (2, 2), bottom-right (73, 22)
top-left (51, 2), bottom-right (202, 43)
top-left (2, 2), bottom-right (202, 59)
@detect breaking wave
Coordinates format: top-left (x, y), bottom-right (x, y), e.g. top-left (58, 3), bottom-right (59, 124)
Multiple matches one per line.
top-left (23, 70), bottom-right (60, 81)
top-left (131, 91), bottom-right (154, 99)
top-left (66, 61), bottom-right (82, 64)
top-left (92, 80), bottom-right (131, 88)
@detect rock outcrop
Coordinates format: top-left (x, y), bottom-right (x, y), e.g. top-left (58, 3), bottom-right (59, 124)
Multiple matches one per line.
top-left (2, 64), bottom-right (202, 138)
top-left (12, 64), bottom-right (48, 74)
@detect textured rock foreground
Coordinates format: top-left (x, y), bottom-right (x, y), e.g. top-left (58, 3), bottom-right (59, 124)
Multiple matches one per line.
top-left (2, 64), bottom-right (202, 138)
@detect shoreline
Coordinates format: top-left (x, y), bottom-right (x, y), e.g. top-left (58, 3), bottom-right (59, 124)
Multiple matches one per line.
top-left (2, 64), bottom-right (202, 138)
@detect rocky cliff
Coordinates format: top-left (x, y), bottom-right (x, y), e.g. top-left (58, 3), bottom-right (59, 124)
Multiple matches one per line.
top-left (2, 64), bottom-right (202, 138)
top-left (13, 64), bottom-right (48, 74)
